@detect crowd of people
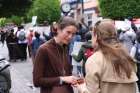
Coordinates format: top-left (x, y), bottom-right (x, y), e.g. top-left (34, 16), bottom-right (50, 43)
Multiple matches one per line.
top-left (33, 16), bottom-right (140, 93)
top-left (0, 17), bottom-right (89, 63)
top-left (1, 16), bottom-right (140, 93)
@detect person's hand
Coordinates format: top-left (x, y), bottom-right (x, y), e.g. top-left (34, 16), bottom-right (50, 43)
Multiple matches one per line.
top-left (60, 76), bottom-right (78, 84)
top-left (72, 77), bottom-right (84, 86)
top-left (73, 83), bottom-right (88, 93)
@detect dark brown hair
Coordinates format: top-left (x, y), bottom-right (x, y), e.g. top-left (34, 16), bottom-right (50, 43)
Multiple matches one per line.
top-left (57, 16), bottom-right (79, 30)
top-left (93, 19), bottom-right (135, 78)
top-left (53, 17), bottom-right (79, 36)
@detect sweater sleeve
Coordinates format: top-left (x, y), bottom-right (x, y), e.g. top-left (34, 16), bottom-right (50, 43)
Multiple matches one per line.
top-left (72, 47), bottom-right (84, 62)
top-left (33, 46), bottom-right (60, 87)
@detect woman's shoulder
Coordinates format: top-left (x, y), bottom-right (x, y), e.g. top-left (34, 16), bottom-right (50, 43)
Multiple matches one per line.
top-left (39, 41), bottom-right (50, 49)
top-left (86, 50), bottom-right (104, 67)
top-left (39, 39), bottom-right (56, 50)
top-left (88, 50), bottom-right (103, 60)
top-left (85, 50), bottom-right (105, 77)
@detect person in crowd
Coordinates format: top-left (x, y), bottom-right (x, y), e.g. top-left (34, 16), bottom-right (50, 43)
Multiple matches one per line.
top-left (75, 19), bottom-right (138, 93)
top-left (0, 30), bottom-right (6, 46)
top-left (17, 26), bottom-right (28, 61)
top-left (78, 17), bottom-right (89, 42)
top-left (31, 31), bottom-right (45, 64)
top-left (27, 27), bottom-right (34, 58)
top-left (130, 31), bottom-right (140, 92)
top-left (49, 22), bottom-right (58, 39)
top-left (33, 17), bottom-right (80, 93)
top-left (119, 26), bottom-right (136, 53)
top-left (72, 30), bottom-right (93, 76)
top-left (127, 17), bottom-right (138, 33)
top-left (6, 29), bottom-right (18, 61)
top-left (69, 32), bottom-right (82, 77)
top-left (43, 21), bottom-right (51, 41)
top-left (130, 31), bottom-right (140, 62)
top-left (69, 31), bottom-right (81, 62)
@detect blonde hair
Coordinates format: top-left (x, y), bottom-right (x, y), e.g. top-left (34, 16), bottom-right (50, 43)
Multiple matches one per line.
top-left (93, 19), bottom-right (135, 78)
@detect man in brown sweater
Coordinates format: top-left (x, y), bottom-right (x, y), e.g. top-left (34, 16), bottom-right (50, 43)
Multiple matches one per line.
top-left (33, 17), bottom-right (79, 93)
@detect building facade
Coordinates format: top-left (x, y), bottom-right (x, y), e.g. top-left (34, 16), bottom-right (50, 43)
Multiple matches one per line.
top-left (60, 0), bottom-right (99, 27)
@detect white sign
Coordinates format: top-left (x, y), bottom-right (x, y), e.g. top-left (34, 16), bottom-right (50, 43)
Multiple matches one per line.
top-left (32, 16), bottom-right (37, 26)
top-left (71, 42), bottom-right (84, 56)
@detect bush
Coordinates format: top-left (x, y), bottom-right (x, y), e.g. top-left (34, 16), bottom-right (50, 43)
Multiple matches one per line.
top-left (0, 18), bottom-right (6, 27)
top-left (10, 16), bottom-right (23, 26)
top-left (27, 0), bottom-right (61, 24)
top-left (99, 0), bottom-right (140, 19)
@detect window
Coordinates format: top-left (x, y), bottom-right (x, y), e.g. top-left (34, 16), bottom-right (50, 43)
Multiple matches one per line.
top-left (86, 13), bottom-right (93, 26)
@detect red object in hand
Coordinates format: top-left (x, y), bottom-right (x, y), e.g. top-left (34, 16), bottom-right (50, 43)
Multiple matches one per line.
top-left (77, 78), bottom-right (84, 84)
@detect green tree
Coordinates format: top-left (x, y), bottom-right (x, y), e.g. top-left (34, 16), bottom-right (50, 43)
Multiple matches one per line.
top-left (98, 0), bottom-right (140, 19)
top-left (0, 18), bottom-right (6, 27)
top-left (27, 0), bottom-right (61, 24)
top-left (0, 0), bottom-right (32, 17)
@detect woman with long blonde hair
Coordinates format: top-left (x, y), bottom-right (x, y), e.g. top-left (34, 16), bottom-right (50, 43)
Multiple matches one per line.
top-left (76, 19), bottom-right (138, 93)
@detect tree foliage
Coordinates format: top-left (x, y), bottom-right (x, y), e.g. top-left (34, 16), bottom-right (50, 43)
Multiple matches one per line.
top-left (0, 18), bottom-right (6, 27)
top-left (0, 0), bottom-right (32, 17)
top-left (98, 0), bottom-right (140, 19)
top-left (27, 0), bottom-right (61, 24)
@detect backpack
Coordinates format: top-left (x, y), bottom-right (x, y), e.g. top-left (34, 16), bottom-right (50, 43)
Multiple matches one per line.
top-left (18, 31), bottom-right (26, 41)
top-left (135, 43), bottom-right (140, 62)
top-left (84, 48), bottom-right (94, 59)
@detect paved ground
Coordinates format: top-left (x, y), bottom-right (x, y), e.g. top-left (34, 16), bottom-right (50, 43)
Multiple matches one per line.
top-left (0, 43), bottom-right (39, 93)
top-left (0, 43), bottom-right (78, 93)
top-left (10, 60), bottom-right (40, 93)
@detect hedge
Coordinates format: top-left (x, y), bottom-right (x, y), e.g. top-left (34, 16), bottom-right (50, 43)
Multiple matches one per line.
top-left (98, 0), bottom-right (140, 19)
